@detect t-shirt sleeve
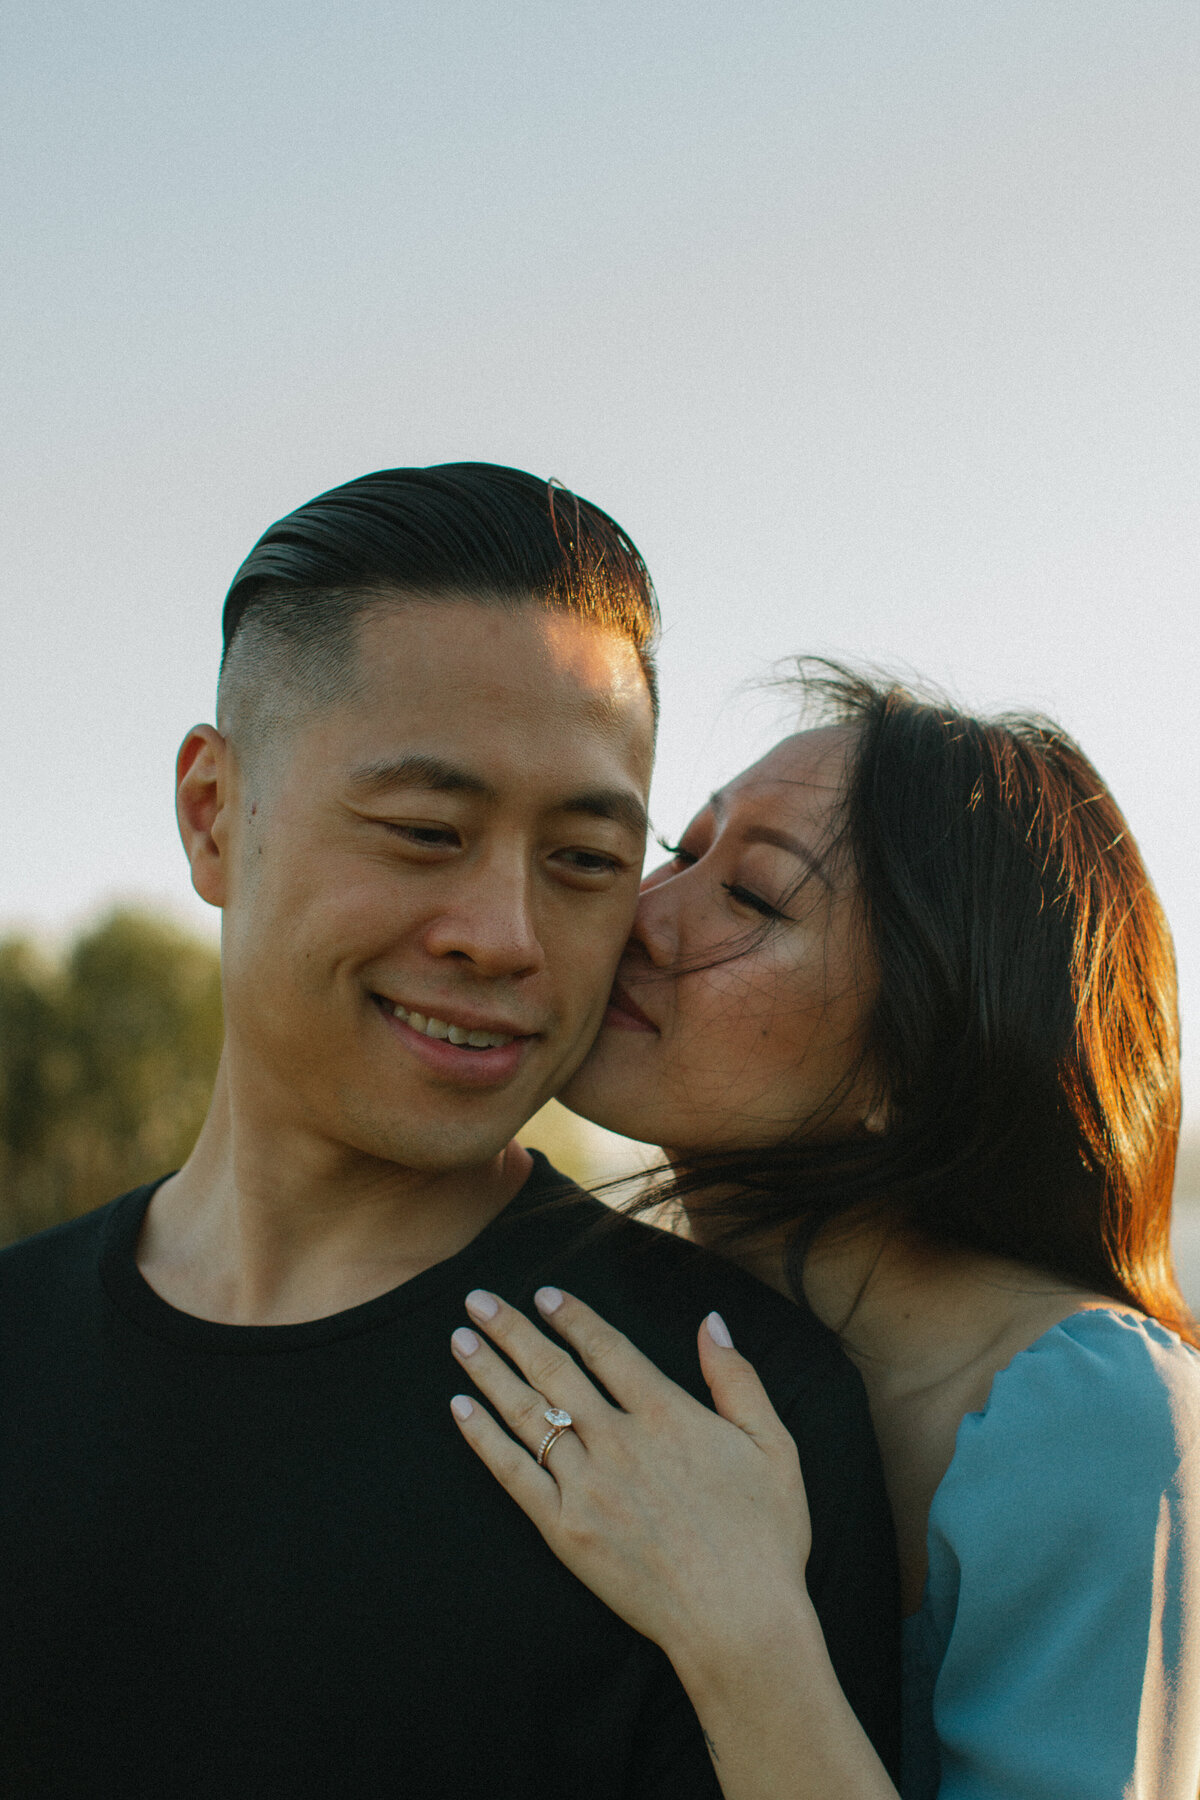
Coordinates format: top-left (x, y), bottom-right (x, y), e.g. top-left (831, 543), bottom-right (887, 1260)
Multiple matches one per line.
top-left (922, 1313), bottom-right (1200, 1800)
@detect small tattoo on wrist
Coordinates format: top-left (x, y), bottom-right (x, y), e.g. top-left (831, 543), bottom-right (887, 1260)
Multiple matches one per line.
top-left (702, 1729), bottom-right (720, 1765)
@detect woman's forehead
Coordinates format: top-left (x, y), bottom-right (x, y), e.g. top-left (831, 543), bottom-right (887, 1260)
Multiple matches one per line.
top-left (718, 725), bottom-right (858, 819)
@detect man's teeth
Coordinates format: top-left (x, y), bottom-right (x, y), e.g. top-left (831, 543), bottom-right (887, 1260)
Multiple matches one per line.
top-left (392, 1004), bottom-right (515, 1049)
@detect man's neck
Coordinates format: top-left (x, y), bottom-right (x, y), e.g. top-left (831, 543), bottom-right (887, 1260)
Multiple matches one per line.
top-left (137, 1070), bottom-right (532, 1326)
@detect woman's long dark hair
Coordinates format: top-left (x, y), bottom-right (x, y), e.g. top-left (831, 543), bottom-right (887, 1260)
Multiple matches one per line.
top-left (647, 664), bottom-right (1193, 1344)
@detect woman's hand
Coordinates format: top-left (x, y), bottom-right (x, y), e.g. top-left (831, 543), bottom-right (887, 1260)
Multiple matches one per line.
top-left (448, 1286), bottom-right (814, 1675)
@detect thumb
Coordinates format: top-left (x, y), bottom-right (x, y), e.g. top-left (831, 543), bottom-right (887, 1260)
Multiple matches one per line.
top-left (697, 1313), bottom-right (787, 1449)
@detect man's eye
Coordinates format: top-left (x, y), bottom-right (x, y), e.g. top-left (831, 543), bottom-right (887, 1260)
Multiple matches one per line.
top-left (557, 849), bottom-right (621, 876)
top-left (386, 824), bottom-right (459, 849)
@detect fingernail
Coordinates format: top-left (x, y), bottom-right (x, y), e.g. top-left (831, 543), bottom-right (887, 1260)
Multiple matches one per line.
top-left (535, 1286), bottom-right (564, 1315)
top-left (451, 1327), bottom-right (480, 1356)
top-left (450, 1395), bottom-right (474, 1421)
top-left (706, 1311), bottom-right (733, 1349)
top-left (465, 1289), bottom-right (499, 1321)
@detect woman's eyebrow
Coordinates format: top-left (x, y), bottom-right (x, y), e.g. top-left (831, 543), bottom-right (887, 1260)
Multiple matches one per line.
top-left (741, 824), bottom-right (832, 888)
top-left (708, 790), bottom-right (832, 889)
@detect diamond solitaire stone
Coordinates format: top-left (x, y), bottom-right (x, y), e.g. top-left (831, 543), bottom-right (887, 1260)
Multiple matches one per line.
top-left (543, 1408), bottom-right (572, 1429)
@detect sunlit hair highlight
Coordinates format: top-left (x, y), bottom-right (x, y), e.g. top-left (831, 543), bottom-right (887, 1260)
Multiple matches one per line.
top-left (636, 662), bottom-right (1192, 1345)
top-left (216, 462), bottom-right (659, 758)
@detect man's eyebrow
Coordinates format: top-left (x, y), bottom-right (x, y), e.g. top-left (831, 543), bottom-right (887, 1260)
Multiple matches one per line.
top-left (561, 788), bottom-right (649, 839)
top-left (345, 755), bottom-right (647, 837)
top-left (709, 789), bottom-right (833, 888)
top-left (346, 754), bottom-right (497, 800)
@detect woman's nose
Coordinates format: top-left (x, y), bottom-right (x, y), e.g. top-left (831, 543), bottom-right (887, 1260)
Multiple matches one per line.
top-left (626, 872), bottom-right (679, 969)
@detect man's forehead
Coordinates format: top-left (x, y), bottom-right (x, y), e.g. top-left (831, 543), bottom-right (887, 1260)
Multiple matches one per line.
top-left (349, 598), bottom-right (652, 745)
top-left (357, 593), bottom-right (639, 670)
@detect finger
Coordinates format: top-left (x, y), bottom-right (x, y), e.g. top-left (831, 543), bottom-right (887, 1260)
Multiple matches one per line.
top-left (449, 1394), bottom-right (561, 1526)
top-left (696, 1312), bottom-right (796, 1454)
top-left (462, 1290), bottom-right (618, 1428)
top-left (526, 1286), bottom-right (678, 1412)
top-left (450, 1323), bottom-right (590, 1463)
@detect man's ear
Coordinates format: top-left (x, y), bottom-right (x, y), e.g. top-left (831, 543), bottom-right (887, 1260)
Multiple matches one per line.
top-left (176, 726), bottom-right (233, 908)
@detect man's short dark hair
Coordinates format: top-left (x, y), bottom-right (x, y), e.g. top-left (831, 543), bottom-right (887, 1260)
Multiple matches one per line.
top-left (217, 463), bottom-right (659, 759)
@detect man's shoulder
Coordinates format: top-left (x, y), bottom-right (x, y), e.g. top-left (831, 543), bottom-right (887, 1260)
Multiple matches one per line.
top-left (498, 1154), bottom-right (852, 1412)
top-left (0, 1184), bottom-right (150, 1295)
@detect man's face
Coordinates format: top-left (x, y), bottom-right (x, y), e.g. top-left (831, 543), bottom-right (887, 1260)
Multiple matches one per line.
top-left (209, 600), bottom-right (654, 1172)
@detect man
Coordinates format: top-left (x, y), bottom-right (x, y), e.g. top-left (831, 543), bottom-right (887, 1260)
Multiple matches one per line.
top-left (0, 464), bottom-right (898, 1795)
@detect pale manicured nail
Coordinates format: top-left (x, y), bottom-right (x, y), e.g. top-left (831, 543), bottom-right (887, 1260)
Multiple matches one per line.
top-left (450, 1395), bottom-right (474, 1421)
top-left (451, 1327), bottom-right (480, 1356)
top-left (465, 1289), bottom-right (499, 1320)
top-left (535, 1286), bottom-right (564, 1315)
top-left (706, 1311), bottom-right (734, 1349)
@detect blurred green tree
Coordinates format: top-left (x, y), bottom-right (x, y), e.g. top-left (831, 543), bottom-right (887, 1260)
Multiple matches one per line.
top-left (0, 911), bottom-right (222, 1245)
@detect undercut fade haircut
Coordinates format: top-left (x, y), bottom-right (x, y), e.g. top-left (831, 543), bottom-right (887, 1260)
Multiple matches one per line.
top-left (217, 463), bottom-right (660, 760)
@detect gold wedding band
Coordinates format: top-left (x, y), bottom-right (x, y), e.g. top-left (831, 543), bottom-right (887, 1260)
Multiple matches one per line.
top-left (535, 1407), bottom-right (574, 1467)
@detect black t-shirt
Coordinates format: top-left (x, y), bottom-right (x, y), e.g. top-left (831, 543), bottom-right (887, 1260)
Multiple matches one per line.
top-left (0, 1153), bottom-right (899, 1797)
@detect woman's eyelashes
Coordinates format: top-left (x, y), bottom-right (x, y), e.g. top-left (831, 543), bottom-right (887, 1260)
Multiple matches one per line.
top-left (721, 882), bottom-right (787, 921)
top-left (658, 838), bottom-right (789, 922)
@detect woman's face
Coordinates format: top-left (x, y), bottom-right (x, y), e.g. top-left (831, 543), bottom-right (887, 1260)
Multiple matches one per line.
top-left (559, 726), bottom-right (879, 1157)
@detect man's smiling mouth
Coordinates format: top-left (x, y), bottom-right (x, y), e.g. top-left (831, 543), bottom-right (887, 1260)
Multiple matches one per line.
top-left (388, 1001), bottom-right (518, 1050)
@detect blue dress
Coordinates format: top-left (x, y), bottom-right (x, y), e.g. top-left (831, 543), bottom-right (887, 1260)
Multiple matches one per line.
top-left (901, 1309), bottom-right (1200, 1799)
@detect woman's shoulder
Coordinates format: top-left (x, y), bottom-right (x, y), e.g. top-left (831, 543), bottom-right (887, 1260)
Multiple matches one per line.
top-left (970, 1306), bottom-right (1199, 1454)
top-left (932, 1306), bottom-right (1200, 1554)
top-left (913, 1311), bottom-right (1200, 1797)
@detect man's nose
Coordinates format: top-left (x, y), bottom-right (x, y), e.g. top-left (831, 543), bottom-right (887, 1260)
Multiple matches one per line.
top-left (422, 853), bottom-right (545, 979)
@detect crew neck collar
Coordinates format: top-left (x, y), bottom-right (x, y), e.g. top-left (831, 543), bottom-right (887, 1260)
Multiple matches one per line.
top-left (99, 1150), bottom-right (581, 1355)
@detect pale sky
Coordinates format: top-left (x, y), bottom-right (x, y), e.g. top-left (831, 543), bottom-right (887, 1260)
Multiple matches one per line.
top-left (3, 0), bottom-right (1198, 1118)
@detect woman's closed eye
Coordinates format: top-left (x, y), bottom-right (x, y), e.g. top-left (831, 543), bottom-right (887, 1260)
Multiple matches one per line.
top-left (659, 838), bottom-right (790, 922)
top-left (722, 882), bottom-right (788, 921)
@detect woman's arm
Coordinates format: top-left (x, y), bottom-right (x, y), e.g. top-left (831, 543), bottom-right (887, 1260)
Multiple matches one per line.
top-left (449, 1286), bottom-right (899, 1800)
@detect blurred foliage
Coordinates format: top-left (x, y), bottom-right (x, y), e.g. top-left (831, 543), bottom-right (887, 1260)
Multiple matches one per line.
top-left (0, 910), bottom-right (223, 1246)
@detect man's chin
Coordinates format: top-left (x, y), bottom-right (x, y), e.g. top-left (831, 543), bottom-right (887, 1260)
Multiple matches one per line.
top-left (377, 1125), bottom-right (522, 1175)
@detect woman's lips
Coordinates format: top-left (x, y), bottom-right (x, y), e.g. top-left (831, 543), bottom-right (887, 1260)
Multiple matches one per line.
top-left (602, 981), bottom-right (658, 1033)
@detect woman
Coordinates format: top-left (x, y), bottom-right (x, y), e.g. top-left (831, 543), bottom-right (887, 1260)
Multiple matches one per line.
top-left (446, 668), bottom-right (1200, 1799)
